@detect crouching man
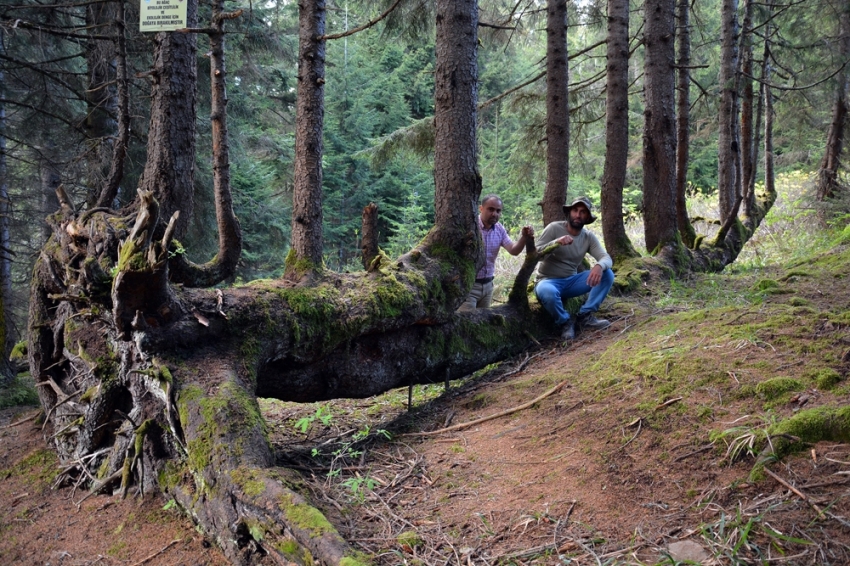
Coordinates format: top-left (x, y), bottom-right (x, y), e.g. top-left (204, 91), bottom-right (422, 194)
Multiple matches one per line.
top-left (534, 196), bottom-right (614, 340)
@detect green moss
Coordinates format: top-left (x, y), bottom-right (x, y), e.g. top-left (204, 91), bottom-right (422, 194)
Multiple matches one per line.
top-left (97, 457), bottom-right (111, 480)
top-left (230, 466), bottom-right (266, 497)
top-left (278, 493), bottom-right (337, 538)
top-left (116, 239), bottom-right (147, 272)
top-left (612, 257), bottom-right (651, 292)
top-left (755, 377), bottom-right (803, 400)
top-left (274, 538), bottom-right (314, 564)
top-left (134, 419), bottom-right (154, 454)
top-left (79, 385), bottom-right (98, 404)
top-left (811, 368), bottom-right (842, 390)
top-left (0, 449), bottom-right (59, 489)
top-left (178, 382), bottom-right (269, 480)
top-left (9, 340), bottom-right (26, 361)
top-left (397, 530), bottom-right (423, 548)
top-left (284, 249), bottom-right (322, 279)
top-left (750, 406), bottom-right (850, 480)
top-left (157, 460), bottom-right (186, 491)
top-left (340, 553), bottom-right (372, 566)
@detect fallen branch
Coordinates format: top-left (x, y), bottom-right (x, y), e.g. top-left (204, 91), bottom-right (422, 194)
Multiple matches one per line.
top-left (655, 397), bottom-right (683, 411)
top-left (674, 444), bottom-right (714, 462)
top-left (764, 467), bottom-right (825, 518)
top-left (130, 538), bottom-right (182, 566)
top-left (0, 410), bottom-right (41, 429)
top-left (408, 377), bottom-right (571, 436)
top-left (617, 418), bottom-right (643, 451)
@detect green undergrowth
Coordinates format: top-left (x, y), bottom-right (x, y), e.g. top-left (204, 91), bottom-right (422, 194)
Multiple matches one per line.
top-left (571, 223), bottom-right (850, 475)
top-left (0, 374), bottom-right (38, 409)
top-left (0, 449), bottom-right (59, 490)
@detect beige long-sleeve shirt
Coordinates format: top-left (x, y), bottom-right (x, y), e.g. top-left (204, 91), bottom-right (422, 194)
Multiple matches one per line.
top-left (535, 221), bottom-right (613, 281)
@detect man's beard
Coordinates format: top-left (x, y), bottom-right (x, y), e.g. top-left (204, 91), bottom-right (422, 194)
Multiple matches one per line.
top-left (568, 217), bottom-right (584, 230)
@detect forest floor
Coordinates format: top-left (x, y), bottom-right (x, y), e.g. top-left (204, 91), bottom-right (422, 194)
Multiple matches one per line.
top-left (3, 221), bottom-right (850, 565)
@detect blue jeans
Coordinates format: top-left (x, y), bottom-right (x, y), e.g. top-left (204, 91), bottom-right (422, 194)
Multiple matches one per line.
top-left (534, 269), bottom-right (615, 327)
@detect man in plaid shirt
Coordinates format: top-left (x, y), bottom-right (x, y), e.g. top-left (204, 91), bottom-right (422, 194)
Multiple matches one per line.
top-left (460, 194), bottom-right (534, 310)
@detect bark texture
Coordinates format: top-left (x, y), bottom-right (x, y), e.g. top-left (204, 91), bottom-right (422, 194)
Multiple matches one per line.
top-left (675, 0), bottom-right (697, 248)
top-left (717, 0), bottom-right (740, 225)
top-left (738, 0), bottom-right (756, 214)
top-left (543, 0), bottom-right (569, 226)
top-left (361, 202), bottom-right (379, 270)
top-left (600, 0), bottom-right (637, 262)
top-left (433, 0), bottom-right (481, 250)
top-left (287, 0), bottom-right (327, 281)
top-left (136, 0), bottom-right (199, 239)
top-left (817, 0), bottom-right (850, 202)
top-left (168, 2), bottom-right (242, 287)
top-left (0, 28), bottom-right (14, 383)
top-left (642, 0), bottom-right (679, 254)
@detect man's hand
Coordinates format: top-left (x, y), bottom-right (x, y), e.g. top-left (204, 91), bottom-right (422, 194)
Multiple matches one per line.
top-left (556, 234), bottom-right (574, 246)
top-left (521, 225), bottom-right (534, 238)
top-left (586, 264), bottom-right (603, 287)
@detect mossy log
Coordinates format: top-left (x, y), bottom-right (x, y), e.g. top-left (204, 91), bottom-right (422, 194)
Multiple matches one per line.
top-left (28, 194), bottom-right (549, 565)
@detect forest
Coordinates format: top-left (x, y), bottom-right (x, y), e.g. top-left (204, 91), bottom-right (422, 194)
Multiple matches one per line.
top-left (1, 0), bottom-right (850, 564)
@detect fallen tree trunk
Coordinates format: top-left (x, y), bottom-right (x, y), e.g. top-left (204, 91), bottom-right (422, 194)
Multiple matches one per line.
top-left (28, 190), bottom-right (548, 565)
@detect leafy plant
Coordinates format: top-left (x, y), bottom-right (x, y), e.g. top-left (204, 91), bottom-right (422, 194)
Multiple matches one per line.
top-left (342, 474), bottom-right (378, 503)
top-left (293, 404), bottom-right (334, 434)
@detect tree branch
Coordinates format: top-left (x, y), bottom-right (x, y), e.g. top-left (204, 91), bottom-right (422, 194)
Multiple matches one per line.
top-left (319, 0), bottom-right (402, 40)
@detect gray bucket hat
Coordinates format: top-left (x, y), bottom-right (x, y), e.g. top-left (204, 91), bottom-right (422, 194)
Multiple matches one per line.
top-left (562, 196), bottom-right (597, 224)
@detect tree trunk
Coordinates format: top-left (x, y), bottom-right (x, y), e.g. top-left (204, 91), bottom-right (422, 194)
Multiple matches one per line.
top-left (600, 0), bottom-right (638, 263)
top-left (286, 0), bottom-right (327, 282)
top-left (95, 1), bottom-right (131, 210)
top-left (361, 202), bottom-right (379, 270)
top-left (39, 144), bottom-right (61, 243)
top-left (689, 1), bottom-right (777, 272)
top-left (718, 0), bottom-right (740, 227)
top-left (675, 0), bottom-right (697, 248)
top-left (433, 0), bottom-right (481, 251)
top-left (763, 2), bottom-right (777, 206)
top-left (168, 2), bottom-right (243, 287)
top-left (817, 0), bottom-right (850, 203)
top-left (738, 0), bottom-right (756, 213)
top-left (642, 0), bottom-right (679, 254)
top-left (542, 0), bottom-right (569, 226)
top-left (136, 0), bottom-right (199, 240)
top-left (83, 0), bottom-right (118, 208)
top-left (0, 37), bottom-right (12, 387)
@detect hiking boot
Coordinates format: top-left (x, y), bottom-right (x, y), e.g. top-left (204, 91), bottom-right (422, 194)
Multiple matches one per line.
top-left (559, 318), bottom-right (576, 341)
top-left (577, 312), bottom-right (611, 331)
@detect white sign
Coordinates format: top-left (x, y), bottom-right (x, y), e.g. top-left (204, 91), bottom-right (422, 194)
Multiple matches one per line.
top-left (140, 0), bottom-right (187, 32)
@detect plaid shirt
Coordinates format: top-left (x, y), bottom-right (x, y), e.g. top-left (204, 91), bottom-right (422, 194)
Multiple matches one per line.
top-left (477, 216), bottom-right (514, 279)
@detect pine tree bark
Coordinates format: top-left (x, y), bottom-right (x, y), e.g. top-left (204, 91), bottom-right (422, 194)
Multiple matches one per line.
top-left (717, 0), bottom-right (740, 227)
top-left (136, 0), bottom-right (199, 240)
top-left (817, 0), bottom-right (850, 203)
top-left (542, 0), bottom-right (569, 225)
top-left (286, 0), bottom-right (327, 282)
top-left (601, 0), bottom-right (638, 262)
top-left (0, 28), bottom-right (14, 385)
top-left (83, 0), bottom-right (118, 208)
top-left (738, 0), bottom-right (756, 214)
top-left (675, 0), bottom-right (697, 248)
top-left (642, 0), bottom-right (679, 254)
